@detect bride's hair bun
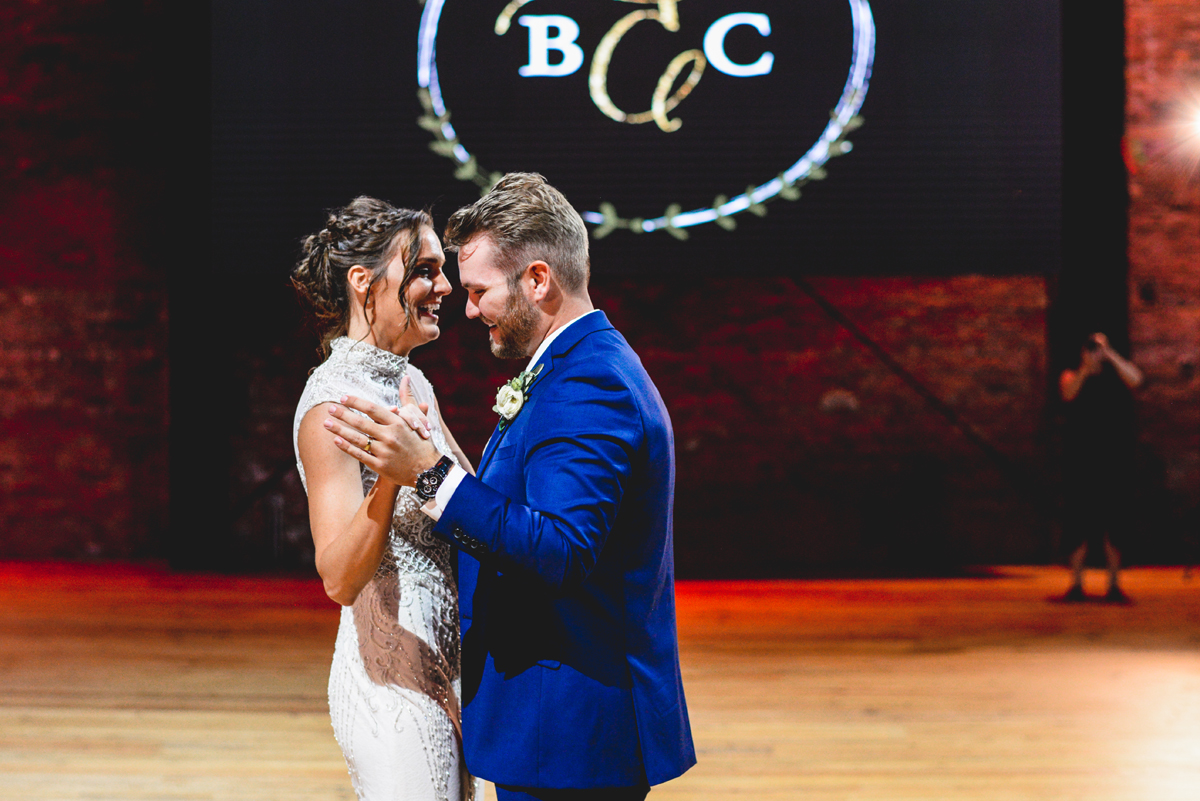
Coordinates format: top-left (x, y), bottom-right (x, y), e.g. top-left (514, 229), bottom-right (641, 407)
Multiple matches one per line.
top-left (292, 197), bottom-right (432, 356)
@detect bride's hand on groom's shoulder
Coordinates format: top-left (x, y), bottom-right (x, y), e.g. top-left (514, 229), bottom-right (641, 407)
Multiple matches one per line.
top-left (324, 377), bottom-right (440, 486)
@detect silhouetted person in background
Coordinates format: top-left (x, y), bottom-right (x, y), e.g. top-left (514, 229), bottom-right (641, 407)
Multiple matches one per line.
top-left (1058, 332), bottom-right (1144, 603)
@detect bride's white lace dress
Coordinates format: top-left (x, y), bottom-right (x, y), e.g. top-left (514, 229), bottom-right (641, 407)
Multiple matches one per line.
top-left (293, 337), bottom-right (478, 801)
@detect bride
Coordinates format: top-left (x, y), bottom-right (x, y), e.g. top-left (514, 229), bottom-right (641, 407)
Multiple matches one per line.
top-left (291, 197), bottom-right (479, 800)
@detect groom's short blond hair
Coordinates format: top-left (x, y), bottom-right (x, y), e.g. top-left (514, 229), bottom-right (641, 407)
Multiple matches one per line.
top-left (443, 172), bottom-right (590, 294)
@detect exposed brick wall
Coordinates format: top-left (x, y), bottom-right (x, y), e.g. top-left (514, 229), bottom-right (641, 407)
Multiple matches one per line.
top-left (594, 274), bottom-right (1053, 575)
top-left (1126, 1), bottom-right (1200, 538)
top-left (0, 1), bottom-right (168, 560)
top-left (0, 180), bottom-right (168, 560)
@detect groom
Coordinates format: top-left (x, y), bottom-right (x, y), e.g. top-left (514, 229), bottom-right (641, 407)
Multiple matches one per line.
top-left (330, 173), bottom-right (695, 799)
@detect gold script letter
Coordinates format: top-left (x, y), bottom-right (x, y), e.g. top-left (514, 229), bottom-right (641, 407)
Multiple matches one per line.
top-left (588, 0), bottom-right (705, 132)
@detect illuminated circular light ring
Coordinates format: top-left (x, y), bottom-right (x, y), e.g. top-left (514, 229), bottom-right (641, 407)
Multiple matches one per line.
top-left (417, 0), bottom-right (876, 237)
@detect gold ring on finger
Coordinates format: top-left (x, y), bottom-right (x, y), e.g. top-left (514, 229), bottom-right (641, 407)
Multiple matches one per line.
top-left (363, 437), bottom-right (373, 455)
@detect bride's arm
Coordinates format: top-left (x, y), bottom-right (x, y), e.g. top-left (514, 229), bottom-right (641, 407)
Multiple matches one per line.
top-left (298, 402), bottom-right (399, 606)
top-left (434, 396), bottom-right (475, 476)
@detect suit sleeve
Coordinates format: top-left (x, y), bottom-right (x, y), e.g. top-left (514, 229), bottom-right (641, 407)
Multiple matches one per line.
top-left (433, 373), bottom-right (641, 590)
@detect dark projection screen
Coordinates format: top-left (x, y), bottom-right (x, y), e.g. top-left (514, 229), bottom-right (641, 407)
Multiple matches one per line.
top-left (212, 0), bottom-right (1062, 277)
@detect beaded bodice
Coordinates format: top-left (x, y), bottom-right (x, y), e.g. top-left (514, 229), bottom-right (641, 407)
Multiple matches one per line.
top-left (293, 336), bottom-right (458, 580)
top-left (292, 337), bottom-right (465, 782)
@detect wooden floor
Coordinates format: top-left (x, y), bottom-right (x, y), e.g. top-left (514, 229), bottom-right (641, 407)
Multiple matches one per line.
top-left (1, 563), bottom-right (1198, 800)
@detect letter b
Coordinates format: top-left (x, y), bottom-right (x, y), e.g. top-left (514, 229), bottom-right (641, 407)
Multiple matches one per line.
top-left (518, 15), bottom-right (584, 77)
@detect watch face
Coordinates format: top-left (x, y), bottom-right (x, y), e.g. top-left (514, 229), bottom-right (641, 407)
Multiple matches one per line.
top-left (416, 457), bottom-right (450, 500)
top-left (417, 475), bottom-right (437, 499)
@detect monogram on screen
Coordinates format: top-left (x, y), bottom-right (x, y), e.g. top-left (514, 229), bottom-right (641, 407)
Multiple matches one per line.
top-left (500, 2), bottom-right (774, 133)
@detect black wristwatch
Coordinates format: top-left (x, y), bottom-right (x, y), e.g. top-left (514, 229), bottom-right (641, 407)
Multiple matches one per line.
top-left (415, 455), bottom-right (454, 501)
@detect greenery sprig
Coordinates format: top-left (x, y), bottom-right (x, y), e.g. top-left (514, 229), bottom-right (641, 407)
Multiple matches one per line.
top-left (418, 87), bottom-right (864, 240)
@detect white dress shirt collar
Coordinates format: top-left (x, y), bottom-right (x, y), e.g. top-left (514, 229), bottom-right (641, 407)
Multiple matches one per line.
top-left (525, 309), bottom-right (600, 373)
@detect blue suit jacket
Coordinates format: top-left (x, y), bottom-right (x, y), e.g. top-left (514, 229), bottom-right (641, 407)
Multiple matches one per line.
top-left (433, 311), bottom-right (695, 789)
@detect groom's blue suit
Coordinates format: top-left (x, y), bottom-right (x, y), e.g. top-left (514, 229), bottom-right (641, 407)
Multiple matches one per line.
top-left (433, 311), bottom-right (695, 790)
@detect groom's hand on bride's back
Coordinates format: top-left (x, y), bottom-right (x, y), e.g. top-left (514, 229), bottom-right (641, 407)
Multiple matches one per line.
top-left (325, 377), bottom-right (440, 485)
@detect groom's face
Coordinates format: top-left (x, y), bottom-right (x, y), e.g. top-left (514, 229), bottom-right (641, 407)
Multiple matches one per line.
top-left (459, 235), bottom-right (540, 359)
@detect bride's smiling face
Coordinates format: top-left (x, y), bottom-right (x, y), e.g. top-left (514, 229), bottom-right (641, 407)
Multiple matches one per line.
top-left (367, 225), bottom-right (451, 355)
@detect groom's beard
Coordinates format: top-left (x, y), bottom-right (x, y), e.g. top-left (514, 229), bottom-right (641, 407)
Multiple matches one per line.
top-left (490, 285), bottom-right (539, 360)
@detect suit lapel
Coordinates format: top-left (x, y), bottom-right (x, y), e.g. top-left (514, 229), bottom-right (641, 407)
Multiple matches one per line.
top-left (477, 422), bottom-right (507, 477)
top-left (477, 358), bottom-right (552, 478)
top-left (474, 312), bottom-right (613, 478)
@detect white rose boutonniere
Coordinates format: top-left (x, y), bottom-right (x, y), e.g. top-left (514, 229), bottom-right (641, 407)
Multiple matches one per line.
top-left (493, 384), bottom-right (524, 420)
top-left (493, 364), bottom-right (543, 429)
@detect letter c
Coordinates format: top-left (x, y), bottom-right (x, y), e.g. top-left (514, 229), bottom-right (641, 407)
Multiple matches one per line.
top-left (703, 13), bottom-right (774, 77)
top-left (518, 15), bottom-right (585, 77)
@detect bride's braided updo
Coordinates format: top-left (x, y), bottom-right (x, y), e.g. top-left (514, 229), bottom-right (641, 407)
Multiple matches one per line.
top-left (292, 197), bottom-right (433, 356)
